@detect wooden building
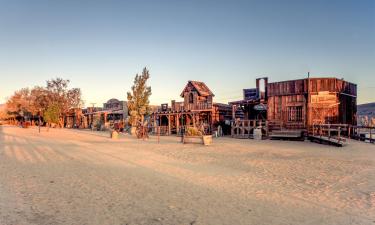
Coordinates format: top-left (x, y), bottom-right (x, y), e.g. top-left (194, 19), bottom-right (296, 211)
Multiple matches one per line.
top-left (153, 81), bottom-right (231, 135)
top-left (230, 76), bottom-right (357, 137)
top-left (65, 98), bottom-right (128, 130)
top-left (229, 78), bottom-right (269, 137)
top-left (65, 108), bottom-right (84, 128)
top-left (267, 77), bottom-right (357, 131)
top-left (229, 77), bottom-right (268, 121)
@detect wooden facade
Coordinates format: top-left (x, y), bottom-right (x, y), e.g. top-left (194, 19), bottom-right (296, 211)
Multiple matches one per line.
top-left (229, 77), bottom-right (268, 121)
top-left (65, 108), bottom-right (84, 128)
top-left (267, 77), bottom-right (357, 131)
top-left (230, 77), bottom-right (357, 137)
top-left (153, 81), bottom-right (231, 135)
top-left (64, 98), bottom-right (128, 131)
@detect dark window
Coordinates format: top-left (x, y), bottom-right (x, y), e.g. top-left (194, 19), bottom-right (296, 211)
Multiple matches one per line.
top-left (189, 93), bottom-right (194, 103)
top-left (287, 106), bottom-right (303, 122)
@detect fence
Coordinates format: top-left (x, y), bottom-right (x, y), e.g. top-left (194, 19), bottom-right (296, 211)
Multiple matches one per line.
top-left (231, 120), bottom-right (268, 138)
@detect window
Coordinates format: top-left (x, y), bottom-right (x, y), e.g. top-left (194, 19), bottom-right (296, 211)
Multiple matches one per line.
top-left (287, 106), bottom-right (303, 122)
top-left (189, 93), bottom-right (194, 103)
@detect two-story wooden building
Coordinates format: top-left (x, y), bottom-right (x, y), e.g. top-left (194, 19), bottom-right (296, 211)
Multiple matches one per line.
top-left (153, 81), bottom-right (232, 135)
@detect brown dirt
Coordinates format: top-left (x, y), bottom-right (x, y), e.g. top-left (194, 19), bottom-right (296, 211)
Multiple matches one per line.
top-left (0, 125), bottom-right (374, 225)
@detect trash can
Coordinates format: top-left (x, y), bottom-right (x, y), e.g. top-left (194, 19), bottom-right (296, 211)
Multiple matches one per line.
top-left (253, 128), bottom-right (262, 140)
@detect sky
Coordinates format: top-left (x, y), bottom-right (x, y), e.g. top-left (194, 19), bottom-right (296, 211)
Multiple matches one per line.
top-left (0, 0), bottom-right (374, 106)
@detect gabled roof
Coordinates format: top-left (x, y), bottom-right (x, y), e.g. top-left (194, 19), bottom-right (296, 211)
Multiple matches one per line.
top-left (180, 80), bottom-right (215, 97)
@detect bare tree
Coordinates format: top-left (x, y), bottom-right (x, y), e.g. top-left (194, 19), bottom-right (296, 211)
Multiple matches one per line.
top-left (6, 88), bottom-right (33, 121)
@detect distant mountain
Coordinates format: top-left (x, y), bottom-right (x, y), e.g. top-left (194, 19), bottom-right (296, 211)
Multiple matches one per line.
top-left (357, 102), bottom-right (375, 117)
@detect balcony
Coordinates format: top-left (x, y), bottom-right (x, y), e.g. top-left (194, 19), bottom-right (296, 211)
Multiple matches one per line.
top-left (158, 102), bottom-right (213, 112)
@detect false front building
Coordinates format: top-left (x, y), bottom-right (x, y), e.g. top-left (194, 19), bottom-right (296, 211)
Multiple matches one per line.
top-left (231, 76), bottom-right (357, 135)
top-left (267, 77), bottom-right (357, 131)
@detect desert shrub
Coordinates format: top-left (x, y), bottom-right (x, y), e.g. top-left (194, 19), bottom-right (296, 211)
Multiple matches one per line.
top-left (186, 127), bottom-right (202, 136)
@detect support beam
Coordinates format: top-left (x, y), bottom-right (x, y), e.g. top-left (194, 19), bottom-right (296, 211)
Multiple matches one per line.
top-left (168, 115), bottom-right (171, 135)
top-left (176, 114), bottom-right (180, 135)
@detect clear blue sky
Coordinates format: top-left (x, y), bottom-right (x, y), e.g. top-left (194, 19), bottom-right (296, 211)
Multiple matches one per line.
top-left (0, 0), bottom-right (374, 105)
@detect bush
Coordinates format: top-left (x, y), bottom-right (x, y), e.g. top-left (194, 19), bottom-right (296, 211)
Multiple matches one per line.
top-left (186, 127), bottom-right (202, 136)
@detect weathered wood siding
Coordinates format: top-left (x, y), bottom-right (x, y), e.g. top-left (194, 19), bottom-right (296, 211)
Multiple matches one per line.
top-left (267, 94), bottom-right (306, 129)
top-left (267, 78), bottom-right (357, 130)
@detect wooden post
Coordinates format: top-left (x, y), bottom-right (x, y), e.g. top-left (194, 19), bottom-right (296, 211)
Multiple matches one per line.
top-left (328, 124), bottom-right (331, 140)
top-left (312, 124), bottom-right (315, 136)
top-left (370, 128), bottom-right (373, 143)
top-left (232, 105), bottom-right (236, 120)
top-left (153, 114), bottom-right (157, 134)
top-left (319, 124), bottom-right (322, 138)
top-left (158, 126), bottom-right (160, 143)
top-left (176, 114), bottom-right (180, 135)
top-left (168, 115), bottom-right (171, 135)
top-left (306, 74), bottom-right (310, 130)
top-left (338, 126), bottom-right (341, 144)
top-left (348, 125), bottom-right (351, 139)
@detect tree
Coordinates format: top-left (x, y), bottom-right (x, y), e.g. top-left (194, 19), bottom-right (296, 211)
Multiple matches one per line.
top-left (0, 105), bottom-right (9, 120)
top-left (46, 78), bottom-right (83, 127)
top-left (30, 86), bottom-right (52, 132)
top-left (6, 88), bottom-right (33, 121)
top-left (31, 86), bottom-right (52, 113)
top-left (5, 78), bottom-right (82, 128)
top-left (43, 103), bottom-right (61, 131)
top-left (127, 67), bottom-right (152, 127)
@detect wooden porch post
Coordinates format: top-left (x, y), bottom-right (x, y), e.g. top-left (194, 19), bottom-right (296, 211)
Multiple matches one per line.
top-left (176, 114), bottom-right (180, 135)
top-left (168, 115), bottom-right (171, 135)
top-left (370, 127), bottom-right (373, 143)
top-left (153, 114), bottom-right (157, 134)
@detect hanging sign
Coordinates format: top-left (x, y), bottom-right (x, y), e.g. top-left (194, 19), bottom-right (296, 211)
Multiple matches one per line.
top-left (254, 103), bottom-right (267, 111)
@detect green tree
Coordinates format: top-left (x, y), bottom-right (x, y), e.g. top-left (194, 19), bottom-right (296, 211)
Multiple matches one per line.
top-left (127, 67), bottom-right (152, 126)
top-left (44, 103), bottom-right (61, 131)
top-left (46, 78), bottom-right (83, 127)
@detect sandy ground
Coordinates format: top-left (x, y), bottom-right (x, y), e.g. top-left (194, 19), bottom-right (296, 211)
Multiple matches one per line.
top-left (0, 125), bottom-right (374, 225)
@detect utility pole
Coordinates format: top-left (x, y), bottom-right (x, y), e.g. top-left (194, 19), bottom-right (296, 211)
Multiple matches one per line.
top-left (306, 72), bottom-right (310, 131)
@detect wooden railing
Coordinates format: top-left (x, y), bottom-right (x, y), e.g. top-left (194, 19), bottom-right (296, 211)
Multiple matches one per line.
top-left (309, 124), bottom-right (347, 145)
top-left (231, 120), bottom-right (268, 138)
top-left (268, 120), bottom-right (305, 131)
top-left (185, 102), bottom-right (213, 111)
top-left (348, 125), bottom-right (375, 143)
top-left (158, 102), bottom-right (213, 112)
top-left (150, 125), bottom-right (212, 136)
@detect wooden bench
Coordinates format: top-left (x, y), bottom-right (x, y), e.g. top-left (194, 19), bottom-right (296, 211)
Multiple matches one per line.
top-left (269, 130), bottom-right (304, 141)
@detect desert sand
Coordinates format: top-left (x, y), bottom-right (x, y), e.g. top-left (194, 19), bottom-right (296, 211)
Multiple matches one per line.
top-left (0, 125), bottom-right (374, 225)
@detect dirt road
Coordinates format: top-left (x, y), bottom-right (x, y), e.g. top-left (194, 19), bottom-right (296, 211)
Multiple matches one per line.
top-left (0, 125), bottom-right (374, 225)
